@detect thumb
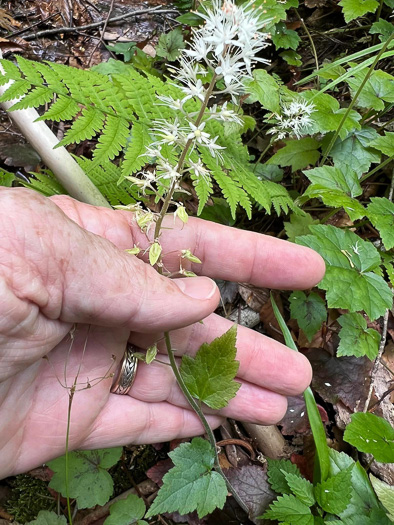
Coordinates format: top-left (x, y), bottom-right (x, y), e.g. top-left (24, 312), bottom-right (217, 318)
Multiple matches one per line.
top-left (38, 196), bottom-right (220, 332)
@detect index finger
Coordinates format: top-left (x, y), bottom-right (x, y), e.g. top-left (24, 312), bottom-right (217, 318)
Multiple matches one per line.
top-left (137, 215), bottom-right (326, 290)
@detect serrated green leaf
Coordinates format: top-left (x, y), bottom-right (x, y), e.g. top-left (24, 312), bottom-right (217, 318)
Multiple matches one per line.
top-left (180, 325), bottom-right (240, 409)
top-left (156, 27), bottom-right (186, 61)
top-left (302, 91), bottom-right (361, 139)
top-left (297, 224), bottom-right (392, 320)
top-left (337, 313), bottom-right (380, 359)
top-left (328, 448), bottom-right (381, 519)
top-left (329, 127), bottom-right (381, 174)
top-left (36, 95), bottom-right (80, 123)
top-left (289, 291), bottom-right (327, 342)
top-left (305, 187), bottom-right (365, 221)
top-left (339, 0), bottom-right (378, 23)
top-left (347, 70), bottom-right (394, 111)
top-left (262, 493), bottom-right (314, 524)
top-left (344, 413), bottom-right (394, 463)
top-left (283, 472), bottom-right (315, 506)
top-left (369, 132), bottom-right (394, 157)
top-left (303, 166), bottom-right (362, 198)
top-left (0, 168), bottom-right (16, 187)
top-left (280, 50), bottom-right (302, 66)
top-left (58, 107), bottom-right (105, 147)
top-left (272, 22), bottom-right (301, 50)
top-left (145, 438), bottom-right (227, 519)
top-left (245, 69), bottom-right (281, 113)
top-left (285, 212), bottom-right (320, 242)
top-left (370, 19), bottom-right (394, 42)
top-left (268, 138), bottom-right (321, 172)
top-left (104, 493), bottom-right (146, 525)
top-left (267, 458), bottom-right (302, 494)
top-left (149, 242), bottom-right (162, 266)
top-left (48, 448), bottom-right (122, 509)
top-left (315, 466), bottom-right (353, 515)
top-left (370, 474), bottom-right (394, 522)
top-left (27, 511), bottom-right (67, 525)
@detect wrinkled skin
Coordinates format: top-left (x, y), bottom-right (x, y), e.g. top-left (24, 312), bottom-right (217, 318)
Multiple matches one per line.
top-left (0, 188), bottom-right (325, 479)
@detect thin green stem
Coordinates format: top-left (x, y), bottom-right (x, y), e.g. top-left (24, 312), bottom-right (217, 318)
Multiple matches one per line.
top-left (320, 33), bottom-right (394, 166)
top-left (163, 333), bottom-right (249, 514)
top-left (65, 390), bottom-right (74, 525)
top-left (360, 155), bottom-right (394, 182)
top-left (295, 10), bottom-right (319, 88)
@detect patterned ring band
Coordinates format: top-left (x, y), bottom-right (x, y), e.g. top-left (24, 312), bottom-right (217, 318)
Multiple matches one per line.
top-left (110, 343), bottom-right (139, 395)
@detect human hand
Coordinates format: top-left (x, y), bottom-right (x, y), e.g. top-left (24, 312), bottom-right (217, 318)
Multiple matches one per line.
top-left (0, 187), bottom-right (325, 479)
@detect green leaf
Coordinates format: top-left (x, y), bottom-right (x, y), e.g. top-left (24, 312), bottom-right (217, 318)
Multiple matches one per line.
top-left (272, 22), bottom-right (301, 50)
top-left (344, 413), bottom-right (394, 462)
top-left (369, 132), bottom-right (394, 157)
top-left (302, 91), bottom-right (361, 139)
top-left (370, 19), bottom-right (394, 42)
top-left (48, 447), bottom-right (122, 508)
top-left (280, 50), bottom-right (302, 66)
top-left (28, 511), bottom-right (67, 525)
top-left (271, 295), bottom-right (330, 484)
top-left (262, 494), bottom-right (314, 524)
top-left (145, 438), bottom-right (227, 519)
top-left (329, 127), bottom-right (381, 174)
top-left (303, 165), bottom-right (365, 221)
top-left (106, 42), bottom-right (137, 62)
top-left (149, 242), bottom-right (162, 266)
top-left (245, 69), bottom-right (281, 113)
top-left (267, 138), bottom-right (321, 171)
top-left (347, 70), bottom-right (394, 111)
top-left (370, 474), bottom-right (394, 522)
top-left (156, 28), bottom-right (185, 61)
top-left (314, 466), bottom-right (353, 515)
top-left (0, 168), bottom-right (16, 187)
top-left (328, 449), bottom-right (380, 519)
top-left (303, 166), bottom-right (362, 198)
top-left (104, 493), bottom-right (146, 525)
top-left (289, 291), bottom-right (327, 342)
top-left (267, 458), bottom-right (302, 494)
top-left (284, 472), bottom-right (315, 506)
top-left (297, 224), bottom-right (392, 320)
top-left (284, 212), bottom-right (320, 242)
top-left (180, 325), bottom-right (240, 409)
top-left (339, 0), bottom-right (379, 23)
top-left (337, 313), bottom-right (380, 359)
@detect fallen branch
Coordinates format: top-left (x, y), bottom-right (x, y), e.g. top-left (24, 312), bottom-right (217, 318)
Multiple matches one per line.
top-left (23, 7), bottom-right (178, 41)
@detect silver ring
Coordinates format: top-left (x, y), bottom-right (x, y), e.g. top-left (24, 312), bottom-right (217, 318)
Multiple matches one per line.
top-left (111, 343), bottom-right (138, 395)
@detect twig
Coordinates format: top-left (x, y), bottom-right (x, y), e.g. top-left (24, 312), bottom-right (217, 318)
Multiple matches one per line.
top-left (87, 0), bottom-right (116, 67)
top-left (6, 12), bottom-right (61, 38)
top-left (23, 7), bottom-right (178, 41)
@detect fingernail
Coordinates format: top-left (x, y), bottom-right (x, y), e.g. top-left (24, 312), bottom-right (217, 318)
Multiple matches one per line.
top-left (174, 277), bottom-right (217, 300)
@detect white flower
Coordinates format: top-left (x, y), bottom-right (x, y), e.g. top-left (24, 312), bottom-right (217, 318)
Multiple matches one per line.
top-left (188, 158), bottom-right (211, 182)
top-left (215, 53), bottom-right (246, 85)
top-left (184, 36), bottom-right (213, 62)
top-left (179, 78), bottom-right (206, 103)
top-left (204, 135), bottom-right (225, 159)
top-left (151, 118), bottom-right (183, 145)
top-left (209, 101), bottom-right (243, 124)
top-left (268, 99), bottom-right (316, 139)
top-left (186, 121), bottom-right (211, 144)
top-left (156, 95), bottom-right (184, 111)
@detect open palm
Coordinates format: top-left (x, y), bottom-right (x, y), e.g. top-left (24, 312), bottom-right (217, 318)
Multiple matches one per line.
top-left (0, 188), bottom-right (325, 479)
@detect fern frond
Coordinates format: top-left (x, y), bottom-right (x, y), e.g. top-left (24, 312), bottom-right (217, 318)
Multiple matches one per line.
top-left (192, 173), bottom-right (213, 215)
top-left (58, 108), bottom-right (105, 147)
top-left (121, 121), bottom-right (151, 178)
top-left (0, 58), bottom-right (21, 81)
top-left (21, 170), bottom-right (67, 196)
top-left (16, 55), bottom-right (43, 84)
top-left (36, 95), bottom-right (80, 122)
top-left (0, 79), bottom-right (31, 102)
top-left (93, 115), bottom-right (130, 164)
top-left (10, 86), bottom-right (54, 111)
top-left (77, 157), bottom-right (137, 206)
top-left (0, 168), bottom-right (16, 187)
top-left (263, 180), bottom-right (294, 215)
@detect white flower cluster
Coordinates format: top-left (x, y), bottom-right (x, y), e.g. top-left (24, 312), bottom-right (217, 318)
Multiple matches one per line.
top-left (137, 0), bottom-right (270, 190)
top-left (268, 99), bottom-right (316, 140)
top-left (186, 0), bottom-right (270, 97)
